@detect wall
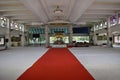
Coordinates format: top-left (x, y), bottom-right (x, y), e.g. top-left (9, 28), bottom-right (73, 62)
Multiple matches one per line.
top-left (0, 27), bottom-right (6, 35)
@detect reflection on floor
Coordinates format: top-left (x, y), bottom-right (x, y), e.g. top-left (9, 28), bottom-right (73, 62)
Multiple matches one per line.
top-left (0, 46), bottom-right (120, 80)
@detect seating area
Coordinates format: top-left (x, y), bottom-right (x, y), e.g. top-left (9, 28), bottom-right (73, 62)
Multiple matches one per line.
top-left (71, 41), bottom-right (91, 47)
top-left (74, 42), bottom-right (90, 47)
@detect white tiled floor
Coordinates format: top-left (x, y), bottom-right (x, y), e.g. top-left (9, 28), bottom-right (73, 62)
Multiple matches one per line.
top-left (0, 46), bottom-right (120, 80)
top-left (69, 46), bottom-right (120, 80)
top-left (0, 47), bottom-right (48, 80)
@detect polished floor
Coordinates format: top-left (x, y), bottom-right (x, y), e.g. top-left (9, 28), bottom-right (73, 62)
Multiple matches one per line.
top-left (0, 46), bottom-right (120, 80)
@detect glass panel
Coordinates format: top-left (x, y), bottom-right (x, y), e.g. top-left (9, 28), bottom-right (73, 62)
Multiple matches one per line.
top-left (49, 27), bottom-right (68, 34)
top-left (72, 36), bottom-right (89, 43)
top-left (29, 35), bottom-right (46, 45)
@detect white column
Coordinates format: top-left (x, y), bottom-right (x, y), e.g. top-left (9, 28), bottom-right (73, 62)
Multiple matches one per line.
top-left (93, 32), bottom-right (97, 45)
top-left (107, 17), bottom-right (112, 46)
top-left (21, 32), bottom-right (25, 46)
top-left (69, 25), bottom-right (73, 44)
top-left (21, 25), bottom-right (26, 46)
top-left (25, 25), bottom-right (29, 46)
top-left (45, 25), bottom-right (49, 47)
top-left (93, 24), bottom-right (97, 45)
top-left (6, 18), bottom-right (11, 48)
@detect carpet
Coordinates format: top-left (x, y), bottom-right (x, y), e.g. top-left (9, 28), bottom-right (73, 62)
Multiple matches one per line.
top-left (17, 48), bottom-right (94, 80)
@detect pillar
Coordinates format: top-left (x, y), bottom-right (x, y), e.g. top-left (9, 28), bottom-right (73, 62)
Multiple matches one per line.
top-left (45, 25), bottom-right (49, 47)
top-left (107, 17), bottom-right (112, 46)
top-left (93, 24), bottom-right (97, 45)
top-left (69, 25), bottom-right (73, 44)
top-left (21, 25), bottom-right (25, 46)
top-left (25, 25), bottom-right (29, 46)
top-left (6, 18), bottom-right (11, 48)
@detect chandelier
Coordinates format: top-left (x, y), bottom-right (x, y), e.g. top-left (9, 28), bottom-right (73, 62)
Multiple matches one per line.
top-left (54, 5), bottom-right (63, 15)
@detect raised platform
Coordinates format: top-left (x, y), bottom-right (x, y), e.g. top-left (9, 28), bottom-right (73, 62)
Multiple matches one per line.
top-left (51, 44), bottom-right (67, 48)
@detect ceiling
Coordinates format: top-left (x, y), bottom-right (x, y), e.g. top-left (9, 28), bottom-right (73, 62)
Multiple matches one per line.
top-left (0, 0), bottom-right (120, 26)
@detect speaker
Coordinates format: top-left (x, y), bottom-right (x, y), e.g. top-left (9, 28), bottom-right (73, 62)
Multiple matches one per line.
top-left (5, 39), bottom-right (9, 43)
top-left (96, 33), bottom-right (99, 35)
top-left (19, 34), bottom-right (22, 37)
top-left (109, 37), bottom-right (112, 41)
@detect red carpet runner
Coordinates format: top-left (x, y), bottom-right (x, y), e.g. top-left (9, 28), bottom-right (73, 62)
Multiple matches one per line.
top-left (17, 48), bottom-right (94, 80)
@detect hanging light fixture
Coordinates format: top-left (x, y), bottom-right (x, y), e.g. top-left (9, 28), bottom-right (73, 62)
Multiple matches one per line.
top-left (54, 5), bottom-right (63, 15)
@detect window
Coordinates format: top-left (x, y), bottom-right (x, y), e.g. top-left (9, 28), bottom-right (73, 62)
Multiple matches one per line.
top-left (103, 21), bottom-right (107, 28)
top-left (49, 27), bottom-right (68, 34)
top-left (72, 27), bottom-right (89, 34)
top-left (14, 23), bottom-right (19, 30)
top-left (99, 23), bottom-right (103, 29)
top-left (19, 25), bottom-right (22, 31)
top-left (29, 35), bottom-right (46, 45)
top-left (0, 17), bottom-right (7, 27)
top-left (110, 15), bottom-right (117, 26)
top-left (114, 35), bottom-right (120, 43)
top-left (10, 21), bottom-right (14, 29)
top-left (29, 27), bottom-right (45, 34)
top-left (94, 25), bottom-right (99, 31)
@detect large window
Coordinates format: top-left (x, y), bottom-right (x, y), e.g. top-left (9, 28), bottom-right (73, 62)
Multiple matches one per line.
top-left (49, 36), bottom-right (69, 44)
top-left (114, 35), bottom-right (120, 43)
top-left (10, 21), bottom-right (24, 31)
top-left (72, 27), bottom-right (89, 34)
top-left (29, 27), bottom-right (45, 34)
top-left (29, 35), bottom-right (46, 45)
top-left (72, 36), bottom-right (89, 43)
top-left (49, 27), bottom-right (69, 34)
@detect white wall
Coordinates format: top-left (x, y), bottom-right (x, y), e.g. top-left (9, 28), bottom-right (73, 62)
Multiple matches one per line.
top-left (0, 27), bottom-right (6, 35)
